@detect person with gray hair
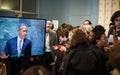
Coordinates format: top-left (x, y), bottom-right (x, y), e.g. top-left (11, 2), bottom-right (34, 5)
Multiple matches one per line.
top-left (1, 23), bottom-right (31, 58)
top-left (1, 23), bottom-right (31, 75)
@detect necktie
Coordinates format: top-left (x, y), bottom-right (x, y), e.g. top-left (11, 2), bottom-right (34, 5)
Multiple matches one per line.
top-left (19, 40), bottom-right (22, 50)
top-left (18, 40), bottom-right (22, 55)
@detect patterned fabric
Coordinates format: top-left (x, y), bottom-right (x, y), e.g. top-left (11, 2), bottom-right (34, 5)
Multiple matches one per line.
top-left (98, 0), bottom-right (119, 34)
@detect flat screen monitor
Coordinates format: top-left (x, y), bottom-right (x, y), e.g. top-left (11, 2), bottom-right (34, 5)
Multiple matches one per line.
top-left (0, 16), bottom-right (46, 58)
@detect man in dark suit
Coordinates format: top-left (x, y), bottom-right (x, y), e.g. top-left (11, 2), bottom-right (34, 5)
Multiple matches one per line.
top-left (1, 23), bottom-right (31, 75)
top-left (4, 29), bottom-right (31, 57)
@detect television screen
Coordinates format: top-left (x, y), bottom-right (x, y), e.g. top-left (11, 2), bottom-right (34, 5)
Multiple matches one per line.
top-left (0, 17), bottom-right (46, 58)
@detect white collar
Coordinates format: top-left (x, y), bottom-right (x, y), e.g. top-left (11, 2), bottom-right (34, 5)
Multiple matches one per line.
top-left (18, 36), bottom-right (24, 41)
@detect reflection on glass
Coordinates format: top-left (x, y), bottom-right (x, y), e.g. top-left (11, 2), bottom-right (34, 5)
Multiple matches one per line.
top-left (22, 0), bottom-right (37, 13)
top-left (1, 0), bottom-right (20, 10)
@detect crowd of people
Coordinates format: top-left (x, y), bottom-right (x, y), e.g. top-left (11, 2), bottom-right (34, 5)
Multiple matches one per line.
top-left (0, 10), bottom-right (120, 75)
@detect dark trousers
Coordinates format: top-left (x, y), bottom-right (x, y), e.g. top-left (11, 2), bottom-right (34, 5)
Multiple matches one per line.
top-left (9, 57), bottom-right (31, 75)
top-left (42, 52), bottom-right (54, 73)
top-left (9, 58), bottom-right (22, 75)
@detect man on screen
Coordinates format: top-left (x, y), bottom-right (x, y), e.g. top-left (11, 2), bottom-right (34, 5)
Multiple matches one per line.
top-left (1, 23), bottom-right (31, 75)
top-left (2, 23), bottom-right (31, 58)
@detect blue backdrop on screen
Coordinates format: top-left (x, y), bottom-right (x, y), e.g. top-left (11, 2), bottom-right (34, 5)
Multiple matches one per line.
top-left (0, 17), bottom-right (45, 56)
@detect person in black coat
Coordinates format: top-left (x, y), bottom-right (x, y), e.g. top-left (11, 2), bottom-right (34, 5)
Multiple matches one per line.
top-left (62, 28), bottom-right (105, 75)
top-left (90, 25), bottom-right (111, 75)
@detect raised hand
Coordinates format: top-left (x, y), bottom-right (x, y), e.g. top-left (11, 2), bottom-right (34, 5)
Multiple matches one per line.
top-left (0, 52), bottom-right (9, 59)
